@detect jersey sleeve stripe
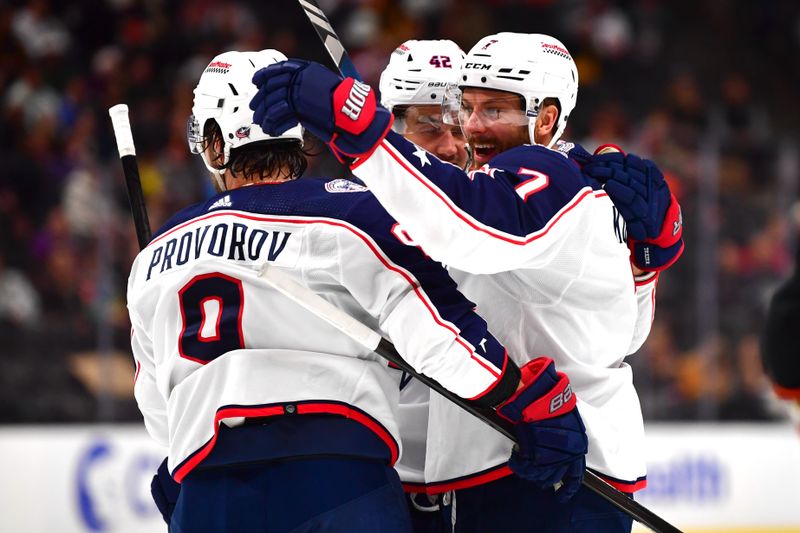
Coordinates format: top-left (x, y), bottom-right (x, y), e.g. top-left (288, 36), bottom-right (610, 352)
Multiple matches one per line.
top-left (377, 139), bottom-right (595, 245)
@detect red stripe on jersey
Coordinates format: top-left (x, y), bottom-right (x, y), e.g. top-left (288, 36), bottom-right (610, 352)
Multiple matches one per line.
top-left (148, 212), bottom-right (499, 376)
top-left (173, 404), bottom-right (284, 482)
top-left (417, 463), bottom-right (647, 494)
top-left (377, 140), bottom-right (595, 246)
top-left (172, 402), bottom-right (399, 482)
top-left (423, 464), bottom-right (514, 494)
top-left (402, 481), bottom-right (427, 493)
top-left (596, 473), bottom-right (647, 493)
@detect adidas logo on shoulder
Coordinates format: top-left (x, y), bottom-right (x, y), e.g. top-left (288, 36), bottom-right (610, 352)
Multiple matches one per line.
top-left (324, 179), bottom-right (368, 193)
top-left (208, 195), bottom-right (232, 210)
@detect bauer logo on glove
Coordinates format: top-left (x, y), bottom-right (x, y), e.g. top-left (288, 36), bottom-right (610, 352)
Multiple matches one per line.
top-left (334, 79), bottom-right (375, 133)
top-left (250, 59), bottom-right (393, 163)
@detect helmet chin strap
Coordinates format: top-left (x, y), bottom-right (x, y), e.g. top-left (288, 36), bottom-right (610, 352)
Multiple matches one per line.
top-left (200, 143), bottom-right (232, 191)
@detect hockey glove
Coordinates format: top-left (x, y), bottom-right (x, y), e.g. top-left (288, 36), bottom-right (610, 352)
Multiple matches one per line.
top-left (496, 357), bottom-right (587, 502)
top-left (151, 457), bottom-right (180, 524)
top-left (575, 147), bottom-right (684, 272)
top-left (250, 60), bottom-right (393, 163)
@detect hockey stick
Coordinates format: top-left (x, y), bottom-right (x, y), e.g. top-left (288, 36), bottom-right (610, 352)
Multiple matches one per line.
top-left (296, 0), bottom-right (361, 81)
top-left (109, 104), bottom-right (152, 250)
top-left (259, 265), bottom-right (681, 533)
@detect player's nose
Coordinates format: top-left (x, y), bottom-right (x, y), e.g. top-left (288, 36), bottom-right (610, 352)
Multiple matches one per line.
top-left (436, 132), bottom-right (459, 161)
top-left (462, 110), bottom-right (485, 135)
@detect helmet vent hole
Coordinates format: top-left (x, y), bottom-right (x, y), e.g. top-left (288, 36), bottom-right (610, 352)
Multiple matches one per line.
top-left (462, 75), bottom-right (467, 81)
top-left (228, 83), bottom-right (239, 96)
top-left (499, 68), bottom-right (512, 73)
top-left (228, 133), bottom-right (234, 139)
top-left (431, 93), bottom-right (437, 99)
top-left (407, 54), bottom-right (414, 62)
top-left (481, 76), bottom-right (487, 83)
top-left (519, 70), bottom-right (530, 75)
top-left (233, 106), bottom-right (239, 113)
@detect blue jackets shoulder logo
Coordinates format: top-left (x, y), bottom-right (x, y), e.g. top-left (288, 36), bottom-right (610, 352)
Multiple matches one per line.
top-left (325, 179), bottom-right (368, 193)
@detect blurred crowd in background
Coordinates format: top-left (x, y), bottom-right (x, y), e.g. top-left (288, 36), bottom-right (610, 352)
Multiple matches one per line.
top-left (1, 0), bottom-right (798, 423)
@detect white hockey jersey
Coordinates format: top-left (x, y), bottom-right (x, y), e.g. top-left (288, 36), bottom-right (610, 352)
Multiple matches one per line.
top-left (353, 132), bottom-right (656, 493)
top-left (127, 177), bottom-right (521, 482)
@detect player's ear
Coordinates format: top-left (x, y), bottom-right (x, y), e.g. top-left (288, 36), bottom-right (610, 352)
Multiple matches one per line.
top-left (534, 102), bottom-right (559, 140)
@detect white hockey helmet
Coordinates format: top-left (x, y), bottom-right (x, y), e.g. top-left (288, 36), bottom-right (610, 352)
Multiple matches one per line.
top-left (188, 49), bottom-right (303, 189)
top-left (453, 33), bottom-right (578, 147)
top-left (379, 39), bottom-right (465, 113)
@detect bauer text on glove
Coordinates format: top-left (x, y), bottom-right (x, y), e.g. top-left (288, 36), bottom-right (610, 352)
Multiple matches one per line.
top-left (250, 59), bottom-right (393, 163)
top-left (496, 357), bottom-right (588, 502)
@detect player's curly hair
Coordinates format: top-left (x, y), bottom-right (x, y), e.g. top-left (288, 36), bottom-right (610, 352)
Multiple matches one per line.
top-left (203, 120), bottom-right (314, 182)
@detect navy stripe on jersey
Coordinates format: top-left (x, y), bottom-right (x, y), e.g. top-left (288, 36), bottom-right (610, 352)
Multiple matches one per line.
top-left (380, 131), bottom-right (593, 238)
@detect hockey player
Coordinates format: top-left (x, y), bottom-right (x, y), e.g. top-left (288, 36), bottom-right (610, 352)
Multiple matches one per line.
top-left (376, 37), bottom-right (681, 532)
top-left (251, 32), bottom-right (683, 533)
top-left (379, 40), bottom-right (469, 170)
top-left (131, 48), bottom-right (588, 532)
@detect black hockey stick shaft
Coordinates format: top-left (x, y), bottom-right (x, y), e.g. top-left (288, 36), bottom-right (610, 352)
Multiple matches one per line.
top-left (109, 104), bottom-right (151, 250)
top-left (296, 0), bottom-right (361, 81)
top-left (260, 265), bottom-right (681, 533)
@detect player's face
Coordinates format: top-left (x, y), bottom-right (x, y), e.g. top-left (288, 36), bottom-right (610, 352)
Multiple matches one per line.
top-left (459, 88), bottom-right (529, 169)
top-left (400, 105), bottom-right (468, 168)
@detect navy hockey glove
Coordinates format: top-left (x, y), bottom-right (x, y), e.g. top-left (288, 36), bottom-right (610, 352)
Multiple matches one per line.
top-left (576, 147), bottom-right (684, 272)
top-left (250, 59), bottom-right (393, 163)
top-left (496, 357), bottom-right (587, 502)
top-left (151, 457), bottom-right (180, 524)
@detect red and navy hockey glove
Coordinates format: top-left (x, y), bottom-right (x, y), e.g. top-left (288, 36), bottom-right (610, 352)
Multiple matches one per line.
top-left (250, 59), bottom-right (393, 163)
top-left (496, 357), bottom-right (587, 502)
top-left (573, 146), bottom-right (684, 272)
top-left (151, 457), bottom-right (180, 524)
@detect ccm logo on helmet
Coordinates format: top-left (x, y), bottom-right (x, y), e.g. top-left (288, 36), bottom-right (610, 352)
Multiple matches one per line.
top-left (464, 63), bottom-right (491, 70)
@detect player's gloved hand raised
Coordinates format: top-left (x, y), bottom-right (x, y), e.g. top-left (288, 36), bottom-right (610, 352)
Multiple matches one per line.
top-left (250, 59), bottom-right (393, 163)
top-left (569, 143), bottom-right (684, 272)
top-left (496, 357), bottom-right (587, 502)
top-left (151, 457), bottom-right (180, 524)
